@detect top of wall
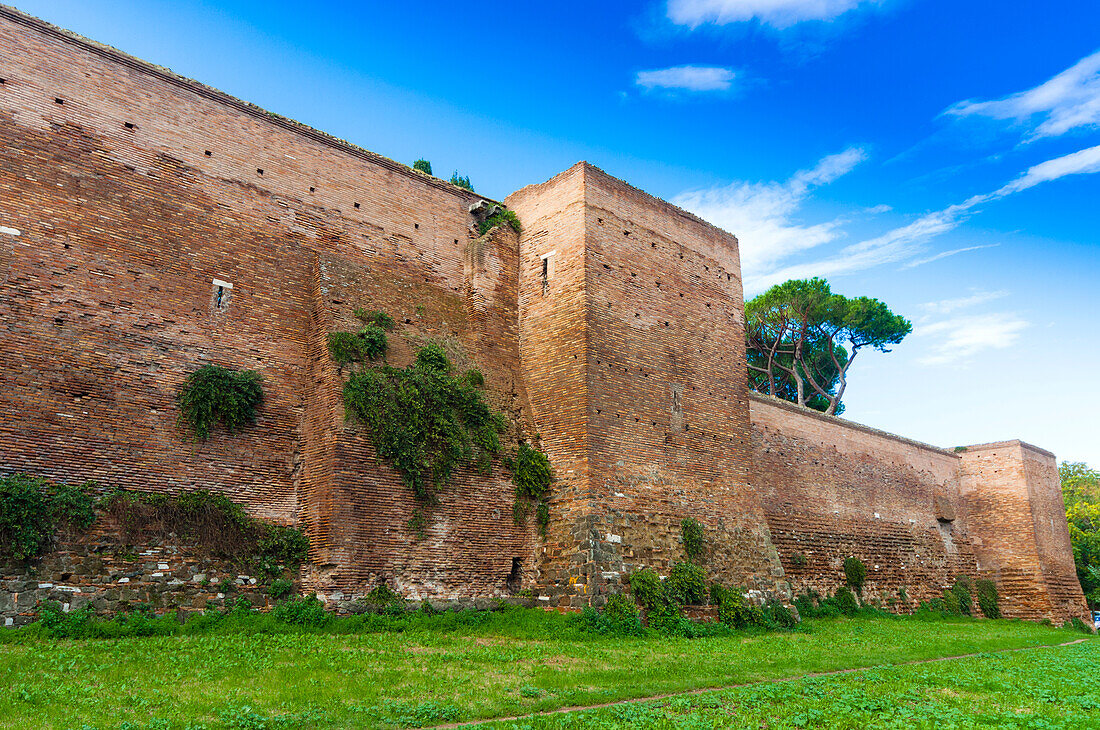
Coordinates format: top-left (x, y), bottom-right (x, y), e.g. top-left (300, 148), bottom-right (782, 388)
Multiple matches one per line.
top-left (961, 440), bottom-right (1057, 460)
top-left (0, 4), bottom-right (496, 205)
top-left (748, 392), bottom-right (958, 458)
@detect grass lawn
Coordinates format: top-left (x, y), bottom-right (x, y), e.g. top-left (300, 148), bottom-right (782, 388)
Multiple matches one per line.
top-left (0, 609), bottom-right (1092, 729)
top-left (476, 639), bottom-right (1100, 729)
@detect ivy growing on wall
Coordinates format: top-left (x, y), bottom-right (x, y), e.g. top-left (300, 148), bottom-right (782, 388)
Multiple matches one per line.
top-left (843, 556), bottom-right (867, 594)
top-left (328, 309), bottom-right (394, 366)
top-left (176, 364), bottom-right (264, 441)
top-left (681, 517), bottom-right (704, 561)
top-left (0, 474), bottom-right (96, 561)
top-left (506, 441), bottom-right (553, 536)
top-left (343, 341), bottom-right (506, 504)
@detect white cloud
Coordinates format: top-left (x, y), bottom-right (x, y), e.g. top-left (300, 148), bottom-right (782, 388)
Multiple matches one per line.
top-left (920, 290), bottom-right (1008, 315)
top-left (667, 0), bottom-right (881, 28)
top-left (677, 143), bottom-right (1100, 296)
top-left (946, 50), bottom-right (1100, 140)
top-left (915, 313), bottom-right (1029, 366)
top-left (993, 143), bottom-right (1100, 195)
top-left (672, 147), bottom-right (866, 278)
top-left (901, 243), bottom-right (999, 270)
top-left (635, 65), bottom-right (735, 92)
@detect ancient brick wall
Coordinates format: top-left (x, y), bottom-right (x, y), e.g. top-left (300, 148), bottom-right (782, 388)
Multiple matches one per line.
top-left (509, 164), bottom-right (785, 607)
top-left (750, 393), bottom-right (979, 609)
top-left (752, 394), bottom-right (1089, 622)
top-left (0, 7), bottom-right (536, 602)
top-left (959, 443), bottom-right (1089, 623)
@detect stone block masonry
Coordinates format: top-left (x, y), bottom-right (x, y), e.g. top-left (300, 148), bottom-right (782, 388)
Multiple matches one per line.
top-left (0, 6), bottom-right (1087, 623)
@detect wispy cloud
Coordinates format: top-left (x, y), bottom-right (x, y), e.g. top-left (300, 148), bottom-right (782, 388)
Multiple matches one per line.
top-left (901, 244), bottom-right (1000, 270)
top-left (667, 0), bottom-right (882, 29)
top-left (635, 65), bottom-right (736, 92)
top-left (676, 143), bottom-right (1100, 295)
top-left (915, 313), bottom-right (1029, 366)
top-left (945, 49), bottom-right (1100, 140)
top-left (672, 147), bottom-right (866, 276)
top-left (920, 290), bottom-right (1008, 315)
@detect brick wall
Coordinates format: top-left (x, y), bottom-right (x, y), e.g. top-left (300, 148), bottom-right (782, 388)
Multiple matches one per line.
top-left (752, 394), bottom-right (1089, 622)
top-left (0, 7), bottom-right (536, 602)
top-left (509, 165), bottom-right (785, 607)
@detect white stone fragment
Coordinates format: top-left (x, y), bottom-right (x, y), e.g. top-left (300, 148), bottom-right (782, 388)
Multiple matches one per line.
top-left (58, 586), bottom-right (80, 593)
top-left (0, 226), bottom-right (20, 236)
top-left (157, 563), bottom-right (169, 570)
top-left (117, 577), bottom-right (129, 583)
top-left (4, 618), bottom-right (12, 627)
top-left (151, 573), bottom-right (163, 578)
top-left (606, 533), bottom-right (622, 544)
top-left (37, 583), bottom-right (53, 589)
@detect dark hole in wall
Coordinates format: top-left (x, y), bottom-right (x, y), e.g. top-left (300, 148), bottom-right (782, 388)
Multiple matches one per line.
top-left (506, 557), bottom-right (522, 593)
top-left (256, 168), bottom-right (264, 175)
top-left (205, 150), bottom-right (212, 156)
top-left (124, 122), bottom-right (135, 130)
top-left (55, 97), bottom-right (64, 104)
top-left (354, 202), bottom-right (360, 208)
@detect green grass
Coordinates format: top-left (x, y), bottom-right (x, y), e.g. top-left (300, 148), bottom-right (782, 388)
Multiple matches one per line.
top-left (0, 608), bottom-right (1091, 729)
top-left (476, 639), bottom-right (1100, 728)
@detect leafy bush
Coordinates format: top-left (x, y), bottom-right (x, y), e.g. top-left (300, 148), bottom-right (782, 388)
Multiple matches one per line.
top-left (176, 364), bottom-right (264, 441)
top-left (366, 584), bottom-right (403, 606)
top-left (835, 587), bottom-right (860, 616)
top-left (941, 588), bottom-right (962, 616)
top-left (449, 171), bottom-right (474, 191)
top-left (843, 556), bottom-right (866, 594)
top-left (268, 579), bottom-right (294, 600)
top-left (354, 308), bottom-right (396, 331)
top-left (0, 475), bottom-right (96, 561)
top-left (763, 599), bottom-right (797, 629)
top-left (507, 441), bottom-right (552, 531)
top-left (790, 552), bottom-right (807, 568)
top-left (951, 576), bottom-right (973, 616)
top-left (681, 517), bottom-right (704, 561)
top-left (628, 569), bottom-right (666, 611)
top-left (573, 594), bottom-right (644, 637)
top-left (412, 158), bottom-right (432, 175)
top-left (1063, 616), bottom-right (1095, 634)
top-left (327, 325), bottom-right (388, 365)
top-left (976, 578), bottom-right (1000, 618)
top-left (793, 592), bottom-right (816, 618)
top-left (476, 208), bottom-right (522, 236)
top-left (343, 342), bottom-right (507, 503)
top-left (717, 591), bottom-right (764, 629)
top-left (273, 595), bottom-right (329, 626)
top-left (666, 562), bottom-right (707, 605)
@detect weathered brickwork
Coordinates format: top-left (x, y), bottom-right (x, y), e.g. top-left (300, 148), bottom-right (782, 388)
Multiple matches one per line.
top-left (0, 6), bottom-right (1087, 622)
top-left (752, 394), bottom-right (1089, 623)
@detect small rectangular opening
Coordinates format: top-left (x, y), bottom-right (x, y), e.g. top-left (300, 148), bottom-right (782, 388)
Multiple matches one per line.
top-left (256, 168), bottom-right (264, 175)
top-left (354, 202), bottom-right (360, 209)
top-left (539, 250), bottom-right (556, 295)
top-left (204, 150), bottom-right (212, 156)
top-left (124, 122), bottom-right (135, 130)
top-left (54, 97), bottom-right (64, 104)
top-left (212, 278), bottom-right (233, 312)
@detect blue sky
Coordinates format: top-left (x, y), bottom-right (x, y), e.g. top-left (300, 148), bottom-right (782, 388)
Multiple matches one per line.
top-left (16, 0), bottom-right (1100, 465)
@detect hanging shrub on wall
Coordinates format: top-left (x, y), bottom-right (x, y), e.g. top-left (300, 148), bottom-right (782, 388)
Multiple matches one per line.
top-left (975, 578), bottom-right (1000, 618)
top-left (477, 208), bottom-right (523, 237)
top-left (681, 517), bottom-right (704, 561)
top-left (343, 342), bottom-right (507, 504)
top-left (177, 364), bottom-right (264, 441)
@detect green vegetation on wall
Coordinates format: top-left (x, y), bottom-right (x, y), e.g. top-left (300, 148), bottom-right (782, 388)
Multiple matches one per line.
top-left (0, 474), bottom-right (96, 561)
top-left (476, 208), bottom-right (523, 236)
top-left (680, 517), bottom-right (704, 561)
top-left (506, 441), bottom-right (552, 535)
top-left (328, 309), bottom-right (394, 366)
top-left (343, 341), bottom-right (506, 504)
top-left (412, 158), bottom-right (432, 176)
top-left (176, 364), bottom-right (264, 441)
top-left (843, 556), bottom-right (866, 594)
top-left (449, 171), bottom-right (474, 191)
top-left (0, 473), bottom-right (307, 569)
top-left (101, 488), bottom-right (308, 569)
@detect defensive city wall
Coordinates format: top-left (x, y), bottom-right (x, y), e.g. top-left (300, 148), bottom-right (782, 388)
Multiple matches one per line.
top-left (0, 6), bottom-right (1088, 624)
